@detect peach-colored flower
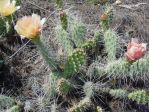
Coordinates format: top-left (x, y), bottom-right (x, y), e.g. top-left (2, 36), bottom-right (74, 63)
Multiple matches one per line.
top-left (0, 0), bottom-right (20, 17)
top-left (15, 14), bottom-right (46, 39)
top-left (126, 38), bottom-right (147, 61)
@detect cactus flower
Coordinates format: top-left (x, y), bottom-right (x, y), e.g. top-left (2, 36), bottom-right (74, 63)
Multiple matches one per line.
top-left (0, 0), bottom-right (20, 17)
top-left (15, 14), bottom-right (46, 39)
top-left (126, 38), bottom-right (147, 61)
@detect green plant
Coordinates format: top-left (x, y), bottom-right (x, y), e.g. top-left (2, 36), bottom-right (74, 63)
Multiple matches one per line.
top-left (56, 0), bottom-right (63, 9)
top-left (32, 37), bottom-right (59, 71)
top-left (68, 18), bottom-right (86, 48)
top-left (13, 1), bottom-right (149, 112)
top-left (60, 11), bottom-right (68, 30)
top-left (128, 90), bottom-right (149, 104)
top-left (56, 78), bottom-right (73, 95)
top-left (104, 29), bottom-right (117, 62)
top-left (55, 25), bottom-right (74, 54)
top-left (0, 17), bottom-right (12, 36)
top-left (63, 48), bottom-right (86, 78)
top-left (0, 95), bottom-right (16, 109)
top-left (6, 105), bottom-right (21, 112)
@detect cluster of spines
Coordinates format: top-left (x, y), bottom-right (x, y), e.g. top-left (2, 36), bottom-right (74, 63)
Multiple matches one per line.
top-left (128, 90), bottom-right (149, 104)
top-left (96, 55), bottom-right (149, 80)
top-left (83, 81), bottom-right (95, 98)
top-left (104, 29), bottom-right (117, 62)
top-left (68, 97), bottom-right (92, 112)
top-left (68, 18), bottom-right (86, 48)
top-left (42, 73), bottom-right (58, 98)
top-left (109, 89), bottom-right (128, 99)
top-left (56, 78), bottom-right (72, 95)
top-left (55, 25), bottom-right (74, 54)
top-left (63, 49), bottom-right (86, 78)
top-left (82, 39), bottom-right (95, 50)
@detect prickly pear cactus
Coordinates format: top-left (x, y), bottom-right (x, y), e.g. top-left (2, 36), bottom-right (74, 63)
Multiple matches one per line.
top-left (63, 49), bottom-right (86, 78)
top-left (128, 90), bottom-right (149, 104)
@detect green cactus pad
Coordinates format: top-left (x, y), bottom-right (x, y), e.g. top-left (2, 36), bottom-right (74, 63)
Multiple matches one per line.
top-left (82, 39), bottom-right (95, 50)
top-left (68, 19), bottom-right (86, 48)
top-left (63, 49), bottom-right (86, 78)
top-left (128, 90), bottom-right (149, 104)
top-left (104, 29), bottom-right (117, 62)
top-left (55, 25), bottom-right (74, 54)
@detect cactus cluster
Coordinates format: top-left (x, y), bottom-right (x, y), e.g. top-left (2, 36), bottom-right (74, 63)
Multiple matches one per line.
top-left (0, 0), bottom-right (149, 112)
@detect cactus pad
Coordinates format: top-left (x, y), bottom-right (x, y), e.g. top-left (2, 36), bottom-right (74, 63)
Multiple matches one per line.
top-left (56, 78), bottom-right (72, 95)
top-left (63, 49), bottom-right (86, 78)
top-left (128, 90), bottom-right (149, 104)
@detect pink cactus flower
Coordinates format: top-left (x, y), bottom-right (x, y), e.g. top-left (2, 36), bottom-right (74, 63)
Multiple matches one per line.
top-left (126, 38), bottom-right (147, 61)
